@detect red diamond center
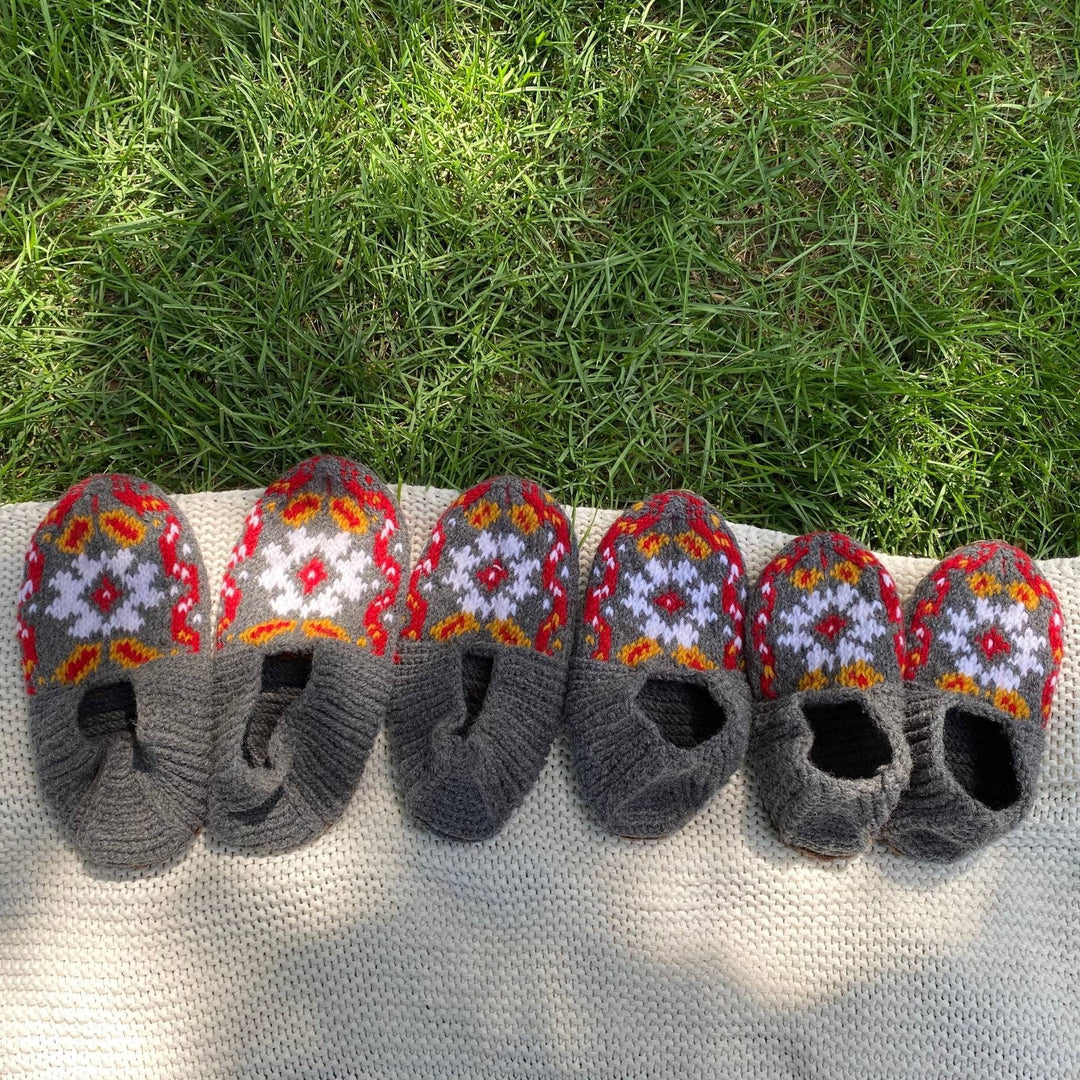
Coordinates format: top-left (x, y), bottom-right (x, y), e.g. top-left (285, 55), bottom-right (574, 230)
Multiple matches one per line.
top-left (979, 626), bottom-right (1011, 660)
top-left (653, 589), bottom-right (686, 615)
top-left (476, 560), bottom-right (508, 592)
top-left (814, 613), bottom-right (847, 641)
top-left (297, 557), bottom-right (328, 595)
top-left (90, 574), bottom-right (123, 614)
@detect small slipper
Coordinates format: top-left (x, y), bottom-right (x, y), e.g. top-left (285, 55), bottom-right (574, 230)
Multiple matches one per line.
top-left (565, 490), bottom-right (752, 838)
top-left (207, 455), bottom-right (408, 853)
top-left (16, 474), bottom-right (211, 868)
top-left (746, 532), bottom-right (911, 858)
top-left (388, 476), bottom-right (576, 841)
top-left (884, 540), bottom-right (1064, 861)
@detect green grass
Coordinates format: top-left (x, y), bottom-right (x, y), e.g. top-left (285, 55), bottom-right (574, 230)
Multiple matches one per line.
top-left (2, 0), bottom-right (1079, 556)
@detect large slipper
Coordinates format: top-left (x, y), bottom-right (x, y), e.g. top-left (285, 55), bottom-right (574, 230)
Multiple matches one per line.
top-left (746, 532), bottom-right (911, 858)
top-left (388, 476), bottom-right (577, 841)
top-left (16, 474), bottom-right (211, 868)
top-left (565, 490), bottom-right (751, 837)
top-left (207, 455), bottom-right (408, 853)
top-left (884, 540), bottom-right (1064, 861)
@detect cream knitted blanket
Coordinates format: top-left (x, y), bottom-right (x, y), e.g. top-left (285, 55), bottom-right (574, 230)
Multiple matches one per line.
top-left (1, 487), bottom-right (1077, 1079)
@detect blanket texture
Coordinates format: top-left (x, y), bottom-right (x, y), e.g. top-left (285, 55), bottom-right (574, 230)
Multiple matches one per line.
top-left (1, 486), bottom-right (1077, 1079)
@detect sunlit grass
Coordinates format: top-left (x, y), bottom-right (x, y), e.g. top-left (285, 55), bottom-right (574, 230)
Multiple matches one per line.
top-left (2, 0), bottom-right (1079, 555)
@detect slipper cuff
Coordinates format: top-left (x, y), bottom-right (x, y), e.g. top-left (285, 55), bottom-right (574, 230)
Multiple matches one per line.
top-left (748, 683), bottom-right (911, 857)
top-left (30, 650), bottom-right (210, 868)
top-left (565, 657), bottom-right (752, 838)
top-left (389, 640), bottom-right (568, 841)
top-left (208, 640), bottom-right (390, 853)
top-left (883, 683), bottom-right (1044, 862)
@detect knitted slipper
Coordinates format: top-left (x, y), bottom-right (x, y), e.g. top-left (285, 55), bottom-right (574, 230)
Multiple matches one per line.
top-left (884, 541), bottom-right (1064, 861)
top-left (388, 477), bottom-right (576, 841)
top-left (16, 475), bottom-right (210, 868)
top-left (207, 455), bottom-right (408, 853)
top-left (746, 532), bottom-right (911, 858)
top-left (565, 490), bottom-right (751, 838)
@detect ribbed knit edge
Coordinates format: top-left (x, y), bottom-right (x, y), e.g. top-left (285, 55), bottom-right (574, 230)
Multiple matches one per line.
top-left (29, 650), bottom-right (212, 869)
top-left (388, 640), bottom-right (569, 841)
top-left (564, 657), bottom-right (752, 838)
top-left (747, 683), bottom-right (911, 857)
top-left (882, 683), bottom-right (1045, 862)
top-left (207, 640), bottom-right (390, 854)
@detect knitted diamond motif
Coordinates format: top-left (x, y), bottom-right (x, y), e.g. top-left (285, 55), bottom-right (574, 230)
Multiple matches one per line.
top-left (297, 557), bottom-right (328, 596)
top-left (619, 552), bottom-right (720, 650)
top-left (652, 589), bottom-right (686, 615)
top-left (257, 530), bottom-right (378, 620)
top-left (814, 613), bottom-right (847, 642)
top-left (939, 599), bottom-right (1042, 694)
top-left (978, 625), bottom-right (1011, 660)
top-left (90, 574), bottom-right (124, 615)
top-left (774, 583), bottom-right (888, 675)
top-left (43, 549), bottom-right (167, 638)
top-left (475, 560), bottom-right (509, 593)
top-left (440, 531), bottom-right (541, 622)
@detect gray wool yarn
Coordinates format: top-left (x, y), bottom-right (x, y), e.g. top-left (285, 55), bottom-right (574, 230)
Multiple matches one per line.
top-left (15, 474), bottom-right (212, 868)
top-left (565, 490), bottom-right (752, 838)
top-left (883, 540), bottom-right (1064, 861)
top-left (387, 476), bottom-right (577, 841)
top-left (207, 455), bottom-right (409, 854)
top-left (746, 532), bottom-right (912, 858)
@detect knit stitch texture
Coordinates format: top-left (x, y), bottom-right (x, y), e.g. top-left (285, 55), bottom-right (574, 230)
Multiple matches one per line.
top-left (15, 474), bottom-right (210, 868)
top-left (566, 490), bottom-right (751, 837)
top-left (884, 541), bottom-right (1064, 861)
top-left (207, 456), bottom-right (408, 853)
top-left (388, 477), bottom-right (577, 840)
top-left (747, 532), bottom-right (912, 856)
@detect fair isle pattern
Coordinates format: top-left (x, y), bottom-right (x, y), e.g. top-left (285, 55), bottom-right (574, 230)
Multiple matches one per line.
top-left (401, 477), bottom-right (573, 654)
top-left (906, 541), bottom-right (1064, 725)
top-left (215, 456), bottom-right (404, 655)
top-left (582, 491), bottom-right (745, 672)
top-left (752, 532), bottom-right (905, 699)
top-left (16, 475), bottom-right (202, 694)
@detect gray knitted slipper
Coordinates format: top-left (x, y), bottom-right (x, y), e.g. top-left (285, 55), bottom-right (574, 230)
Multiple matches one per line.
top-left (207, 455), bottom-right (408, 853)
top-left (16, 475), bottom-right (211, 868)
top-left (565, 490), bottom-right (752, 838)
top-left (746, 532), bottom-right (911, 858)
top-left (884, 541), bottom-right (1064, 861)
top-left (388, 477), bottom-right (577, 841)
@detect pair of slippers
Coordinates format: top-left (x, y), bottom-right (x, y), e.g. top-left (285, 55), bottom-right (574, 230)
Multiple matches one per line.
top-left (394, 485), bottom-right (750, 843)
top-left (747, 533), bottom-right (1065, 861)
top-left (17, 458), bottom-right (408, 866)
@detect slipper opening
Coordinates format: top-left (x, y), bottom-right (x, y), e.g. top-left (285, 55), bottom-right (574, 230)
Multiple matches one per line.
top-left (244, 651), bottom-right (312, 768)
top-left (458, 652), bottom-right (494, 737)
top-left (637, 678), bottom-right (726, 749)
top-left (943, 707), bottom-right (1019, 811)
top-left (77, 680), bottom-right (151, 772)
top-left (805, 698), bottom-right (892, 780)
